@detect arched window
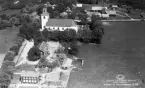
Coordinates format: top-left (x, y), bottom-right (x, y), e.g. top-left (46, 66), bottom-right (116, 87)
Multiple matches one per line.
top-left (44, 16), bottom-right (45, 19)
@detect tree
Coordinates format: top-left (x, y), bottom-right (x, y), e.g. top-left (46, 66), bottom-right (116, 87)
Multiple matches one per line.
top-left (36, 4), bottom-right (45, 15)
top-left (19, 15), bottom-right (31, 24)
top-left (9, 45), bottom-right (19, 55)
top-left (47, 6), bottom-right (53, 14)
top-left (63, 29), bottom-right (77, 42)
top-left (19, 23), bottom-right (37, 40)
top-left (77, 29), bottom-right (92, 43)
top-left (52, 10), bottom-right (60, 18)
top-left (1, 61), bottom-right (15, 79)
top-left (68, 42), bottom-right (78, 56)
top-left (77, 12), bottom-right (88, 25)
top-left (34, 31), bottom-right (43, 46)
top-left (42, 28), bottom-right (49, 41)
top-left (91, 27), bottom-right (104, 44)
top-left (0, 71), bottom-right (11, 87)
top-left (54, 3), bottom-right (66, 13)
top-left (28, 46), bottom-right (41, 61)
top-left (15, 36), bottom-right (24, 46)
top-left (4, 51), bottom-right (15, 61)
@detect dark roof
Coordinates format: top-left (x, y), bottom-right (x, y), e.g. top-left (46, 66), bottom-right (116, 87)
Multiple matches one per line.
top-left (46, 19), bottom-right (77, 27)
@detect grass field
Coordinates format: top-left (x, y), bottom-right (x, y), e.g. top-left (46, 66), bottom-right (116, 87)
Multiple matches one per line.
top-left (0, 27), bottom-right (19, 54)
top-left (68, 22), bottom-right (145, 88)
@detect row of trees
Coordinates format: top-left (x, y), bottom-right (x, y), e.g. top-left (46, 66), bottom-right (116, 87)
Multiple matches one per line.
top-left (0, 12), bottom-right (40, 30)
top-left (0, 34), bottom-right (25, 87)
top-left (18, 14), bottom-right (104, 57)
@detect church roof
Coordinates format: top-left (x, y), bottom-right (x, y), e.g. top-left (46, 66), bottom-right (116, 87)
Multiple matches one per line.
top-left (46, 19), bottom-right (77, 27)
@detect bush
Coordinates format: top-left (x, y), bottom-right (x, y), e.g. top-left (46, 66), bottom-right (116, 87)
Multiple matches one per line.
top-left (0, 71), bottom-right (11, 87)
top-left (9, 45), bottom-right (19, 55)
top-left (28, 46), bottom-right (41, 61)
top-left (19, 23), bottom-right (37, 40)
top-left (4, 51), bottom-right (15, 61)
top-left (77, 29), bottom-right (92, 43)
top-left (68, 42), bottom-right (78, 56)
top-left (91, 27), bottom-right (104, 44)
top-left (36, 4), bottom-right (45, 15)
top-left (1, 61), bottom-right (15, 79)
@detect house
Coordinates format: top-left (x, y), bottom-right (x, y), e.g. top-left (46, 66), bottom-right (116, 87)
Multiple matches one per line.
top-left (86, 5), bottom-right (109, 18)
top-left (111, 5), bottom-right (118, 11)
top-left (106, 10), bottom-right (117, 17)
top-left (76, 4), bottom-right (83, 7)
top-left (40, 8), bottom-right (79, 33)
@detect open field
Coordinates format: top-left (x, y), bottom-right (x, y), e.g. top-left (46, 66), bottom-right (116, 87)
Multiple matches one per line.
top-left (68, 22), bottom-right (145, 88)
top-left (0, 27), bottom-right (19, 53)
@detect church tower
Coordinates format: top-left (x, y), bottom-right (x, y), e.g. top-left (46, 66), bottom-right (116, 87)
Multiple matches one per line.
top-left (41, 7), bottom-right (49, 31)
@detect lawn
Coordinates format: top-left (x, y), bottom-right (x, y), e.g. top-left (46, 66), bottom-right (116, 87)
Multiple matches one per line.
top-left (0, 27), bottom-right (19, 54)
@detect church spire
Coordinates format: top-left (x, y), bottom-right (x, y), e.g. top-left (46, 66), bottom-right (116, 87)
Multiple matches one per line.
top-left (41, 7), bottom-right (49, 16)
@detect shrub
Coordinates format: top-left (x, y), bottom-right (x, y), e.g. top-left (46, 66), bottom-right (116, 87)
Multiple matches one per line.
top-left (0, 71), bottom-right (11, 87)
top-left (1, 61), bottom-right (15, 79)
top-left (91, 27), bottom-right (104, 44)
top-left (28, 46), bottom-right (41, 61)
top-left (68, 42), bottom-right (78, 56)
top-left (77, 29), bottom-right (92, 43)
top-left (4, 51), bottom-right (15, 61)
top-left (9, 45), bottom-right (19, 55)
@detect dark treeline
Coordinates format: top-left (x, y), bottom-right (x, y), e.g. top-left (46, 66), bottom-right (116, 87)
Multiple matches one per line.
top-left (77, 0), bottom-right (99, 4)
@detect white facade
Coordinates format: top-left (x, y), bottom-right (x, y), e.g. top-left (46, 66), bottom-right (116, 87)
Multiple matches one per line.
top-left (45, 26), bottom-right (78, 32)
top-left (76, 4), bottom-right (82, 7)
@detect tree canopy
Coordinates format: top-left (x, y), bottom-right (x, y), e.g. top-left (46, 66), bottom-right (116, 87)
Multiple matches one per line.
top-left (28, 46), bottom-right (41, 61)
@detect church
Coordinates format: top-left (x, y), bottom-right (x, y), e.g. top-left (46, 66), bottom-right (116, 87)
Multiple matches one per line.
top-left (40, 8), bottom-right (79, 33)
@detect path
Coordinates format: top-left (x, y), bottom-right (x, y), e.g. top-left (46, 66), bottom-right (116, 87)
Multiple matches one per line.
top-left (0, 54), bottom-right (5, 68)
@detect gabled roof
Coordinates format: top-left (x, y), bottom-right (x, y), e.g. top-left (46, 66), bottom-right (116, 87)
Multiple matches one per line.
top-left (46, 19), bottom-right (77, 27)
